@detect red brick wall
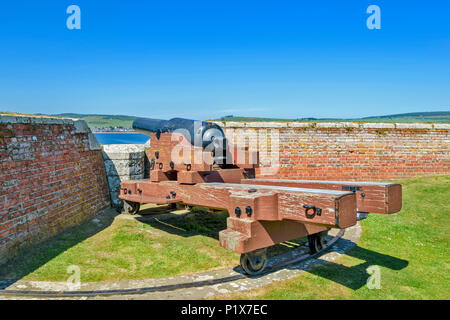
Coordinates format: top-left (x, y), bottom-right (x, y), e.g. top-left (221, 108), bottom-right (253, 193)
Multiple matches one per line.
top-left (0, 115), bottom-right (110, 263)
top-left (216, 121), bottom-right (450, 181)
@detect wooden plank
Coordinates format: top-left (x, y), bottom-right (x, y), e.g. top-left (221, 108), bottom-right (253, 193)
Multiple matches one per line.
top-left (242, 179), bottom-right (402, 214)
top-left (120, 180), bottom-right (357, 228)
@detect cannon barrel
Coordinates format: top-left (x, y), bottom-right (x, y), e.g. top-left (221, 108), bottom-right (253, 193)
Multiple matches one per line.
top-left (132, 118), bottom-right (169, 134)
top-left (133, 118), bottom-right (227, 162)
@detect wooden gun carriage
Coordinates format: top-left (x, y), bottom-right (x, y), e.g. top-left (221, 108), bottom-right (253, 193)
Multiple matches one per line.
top-left (119, 118), bottom-right (402, 275)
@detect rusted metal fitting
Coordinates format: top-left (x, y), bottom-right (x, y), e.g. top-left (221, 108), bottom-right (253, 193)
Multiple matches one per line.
top-left (245, 206), bottom-right (253, 217)
top-left (150, 158), bottom-right (155, 170)
top-left (303, 204), bottom-right (322, 219)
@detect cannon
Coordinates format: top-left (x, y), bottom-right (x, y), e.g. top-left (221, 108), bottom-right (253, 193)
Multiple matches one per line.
top-left (119, 118), bottom-right (402, 275)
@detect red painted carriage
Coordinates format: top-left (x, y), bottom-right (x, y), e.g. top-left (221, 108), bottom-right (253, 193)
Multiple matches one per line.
top-left (119, 118), bottom-right (401, 274)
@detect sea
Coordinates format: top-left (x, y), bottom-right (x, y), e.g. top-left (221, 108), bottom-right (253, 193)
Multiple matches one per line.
top-left (94, 133), bottom-right (150, 145)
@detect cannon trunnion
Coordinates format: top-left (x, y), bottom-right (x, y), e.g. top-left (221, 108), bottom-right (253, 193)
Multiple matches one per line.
top-left (119, 118), bottom-right (402, 275)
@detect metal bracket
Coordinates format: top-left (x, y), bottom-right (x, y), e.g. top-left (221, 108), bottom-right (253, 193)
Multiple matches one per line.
top-left (303, 204), bottom-right (322, 219)
top-left (342, 186), bottom-right (362, 192)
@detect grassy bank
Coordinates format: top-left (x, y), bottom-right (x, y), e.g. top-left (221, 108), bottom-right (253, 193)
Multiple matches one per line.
top-left (1, 176), bottom-right (448, 300)
top-left (0, 208), bottom-right (239, 282)
top-left (0, 205), bottom-right (309, 282)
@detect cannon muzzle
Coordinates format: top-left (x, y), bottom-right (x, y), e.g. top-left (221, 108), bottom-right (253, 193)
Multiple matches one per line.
top-left (133, 117), bottom-right (227, 163)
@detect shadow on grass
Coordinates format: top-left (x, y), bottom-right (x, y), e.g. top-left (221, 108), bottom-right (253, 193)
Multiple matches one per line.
top-left (1, 205), bottom-right (408, 292)
top-left (136, 208), bottom-right (228, 240)
top-left (291, 238), bottom-right (409, 290)
top-left (136, 208), bottom-right (308, 257)
top-left (0, 208), bottom-right (118, 287)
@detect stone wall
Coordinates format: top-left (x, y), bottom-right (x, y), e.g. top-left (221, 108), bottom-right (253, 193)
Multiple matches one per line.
top-left (0, 115), bottom-right (110, 264)
top-left (102, 143), bottom-right (147, 207)
top-left (213, 121), bottom-right (450, 181)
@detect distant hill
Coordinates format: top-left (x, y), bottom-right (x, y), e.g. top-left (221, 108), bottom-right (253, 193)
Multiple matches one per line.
top-left (360, 112), bottom-right (450, 123)
top-left (2, 111), bottom-right (448, 130)
top-left (47, 113), bottom-right (160, 132)
top-left (215, 111), bottom-right (450, 123)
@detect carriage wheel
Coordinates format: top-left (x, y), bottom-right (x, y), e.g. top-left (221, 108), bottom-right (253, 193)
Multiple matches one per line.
top-left (240, 248), bottom-right (268, 275)
top-left (123, 201), bottom-right (140, 215)
top-left (307, 230), bottom-right (329, 254)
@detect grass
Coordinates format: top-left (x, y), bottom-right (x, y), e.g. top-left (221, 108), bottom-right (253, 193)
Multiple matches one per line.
top-left (0, 208), bottom-right (239, 282)
top-left (0, 205), bottom-right (307, 283)
top-left (214, 175), bottom-right (450, 300)
top-left (1, 176), bottom-right (448, 300)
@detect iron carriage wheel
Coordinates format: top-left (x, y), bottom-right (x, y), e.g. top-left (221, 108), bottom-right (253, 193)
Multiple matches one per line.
top-left (123, 200), bottom-right (140, 215)
top-left (240, 248), bottom-right (268, 275)
top-left (307, 230), bottom-right (329, 254)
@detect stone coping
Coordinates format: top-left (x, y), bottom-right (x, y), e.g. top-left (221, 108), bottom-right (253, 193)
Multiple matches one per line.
top-left (212, 121), bottom-right (450, 130)
top-left (0, 114), bottom-right (101, 150)
top-left (0, 114), bottom-right (82, 126)
top-left (102, 144), bottom-right (147, 153)
top-left (2, 115), bottom-right (447, 131)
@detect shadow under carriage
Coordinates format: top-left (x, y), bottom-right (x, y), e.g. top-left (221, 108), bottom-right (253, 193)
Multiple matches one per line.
top-left (136, 206), bottom-right (409, 288)
top-left (134, 205), bottom-right (319, 265)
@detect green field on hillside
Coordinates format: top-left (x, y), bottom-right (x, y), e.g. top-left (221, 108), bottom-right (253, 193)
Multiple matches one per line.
top-left (50, 113), bottom-right (159, 130)
top-left (216, 111), bottom-right (450, 123)
top-left (1, 111), bottom-right (449, 130)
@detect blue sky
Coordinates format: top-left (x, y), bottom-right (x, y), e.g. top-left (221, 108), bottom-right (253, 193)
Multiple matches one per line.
top-left (0, 1), bottom-right (449, 119)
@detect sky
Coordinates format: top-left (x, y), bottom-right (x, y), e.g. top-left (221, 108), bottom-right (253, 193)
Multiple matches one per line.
top-left (0, 1), bottom-right (449, 120)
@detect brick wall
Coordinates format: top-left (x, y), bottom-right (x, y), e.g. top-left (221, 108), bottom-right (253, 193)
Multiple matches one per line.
top-left (0, 115), bottom-right (110, 264)
top-left (214, 121), bottom-right (450, 181)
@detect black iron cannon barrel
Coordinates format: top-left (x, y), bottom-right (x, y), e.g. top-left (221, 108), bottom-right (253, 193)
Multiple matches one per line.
top-left (132, 117), bottom-right (227, 152)
top-left (132, 118), bottom-right (169, 134)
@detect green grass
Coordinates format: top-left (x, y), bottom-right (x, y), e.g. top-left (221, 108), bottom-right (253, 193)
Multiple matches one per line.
top-left (0, 209), bottom-right (239, 282)
top-left (0, 206), bottom-right (307, 283)
top-left (1, 175), bottom-right (449, 299)
top-left (216, 175), bottom-right (450, 300)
